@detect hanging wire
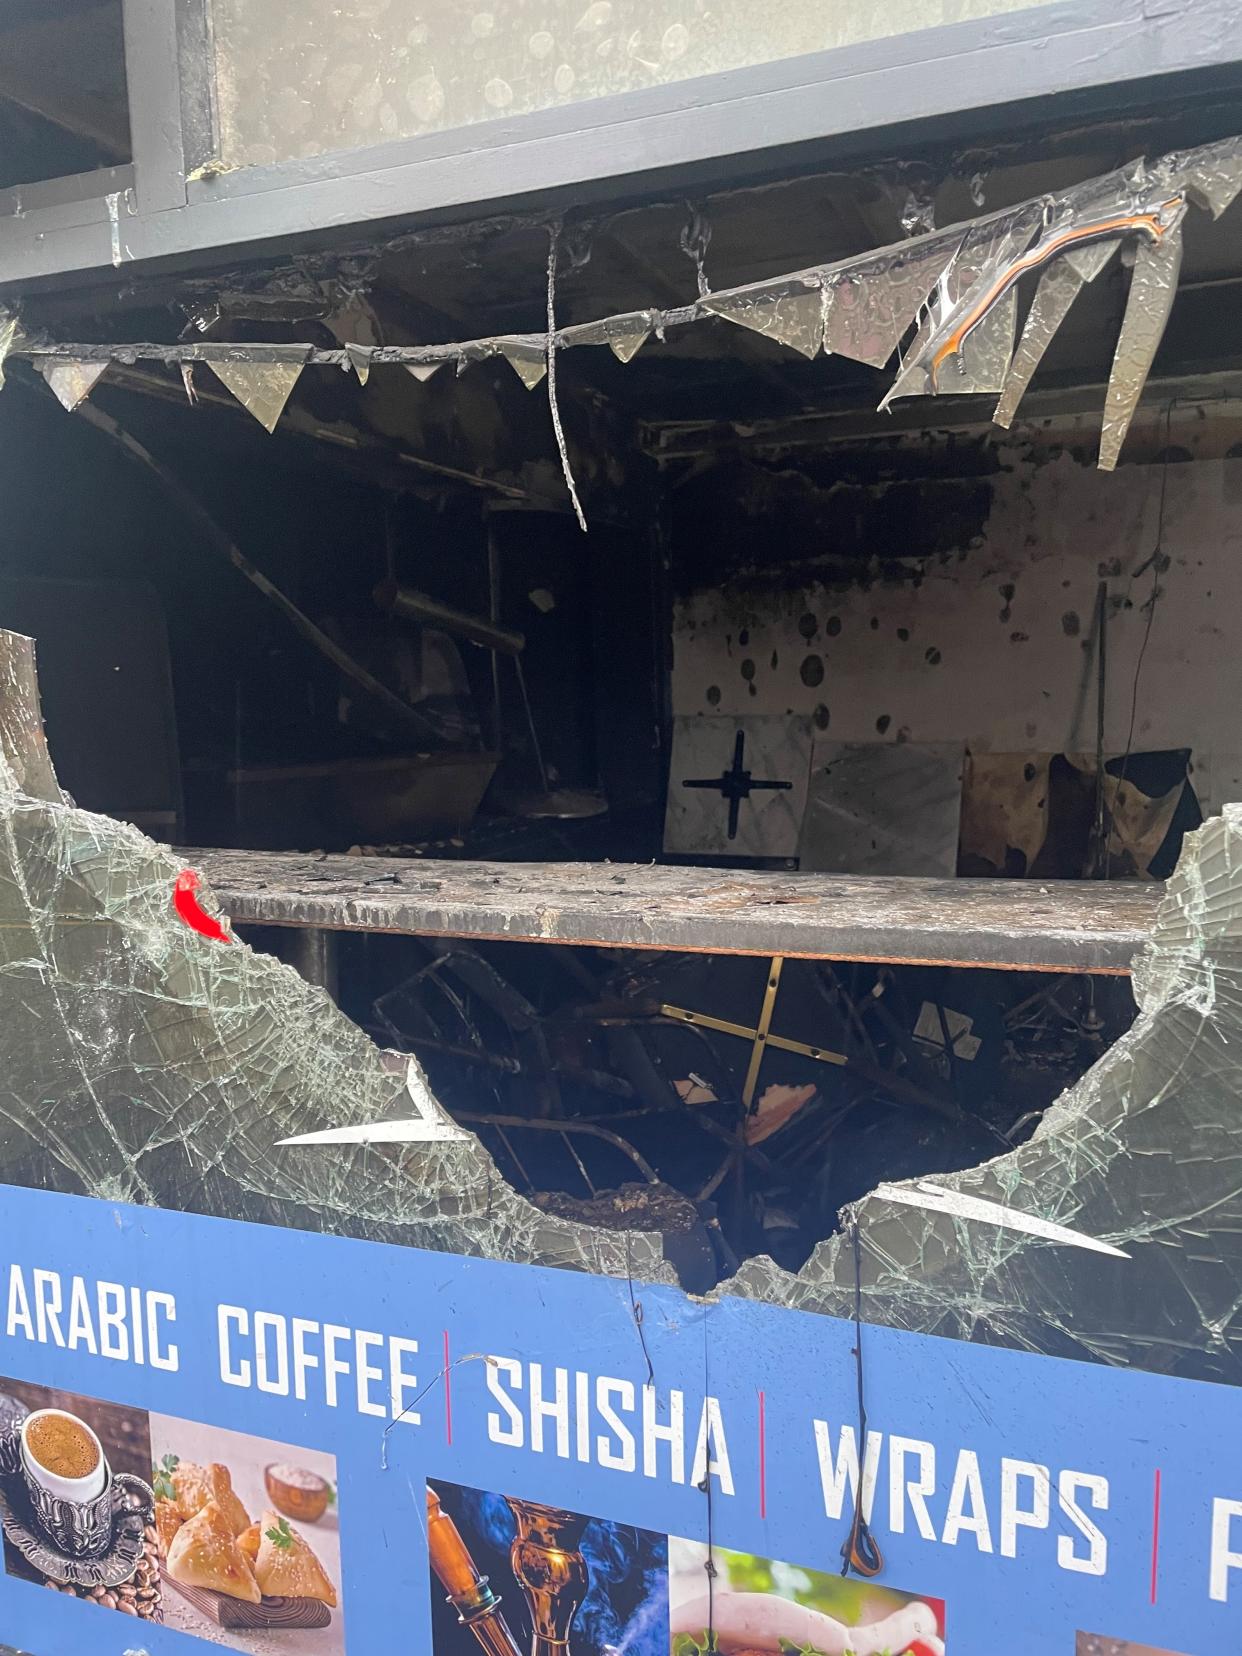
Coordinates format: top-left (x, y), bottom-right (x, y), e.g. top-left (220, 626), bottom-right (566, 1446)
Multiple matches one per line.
top-left (544, 222), bottom-right (588, 533)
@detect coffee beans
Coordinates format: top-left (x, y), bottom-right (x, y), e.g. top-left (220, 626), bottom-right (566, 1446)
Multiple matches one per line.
top-left (43, 1527), bottom-right (163, 1622)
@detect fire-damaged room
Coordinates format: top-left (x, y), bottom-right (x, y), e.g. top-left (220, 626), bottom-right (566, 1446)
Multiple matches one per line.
top-left (2, 79), bottom-right (1241, 1299)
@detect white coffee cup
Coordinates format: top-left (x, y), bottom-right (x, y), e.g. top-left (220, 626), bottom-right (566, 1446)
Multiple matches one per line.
top-left (20, 1409), bottom-right (106, 1503)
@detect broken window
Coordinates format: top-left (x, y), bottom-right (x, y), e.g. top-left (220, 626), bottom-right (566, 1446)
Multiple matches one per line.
top-left (0, 105), bottom-right (1240, 1397)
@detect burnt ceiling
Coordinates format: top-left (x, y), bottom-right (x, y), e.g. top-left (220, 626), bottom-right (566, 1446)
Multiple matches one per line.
top-left (11, 92), bottom-right (1242, 497)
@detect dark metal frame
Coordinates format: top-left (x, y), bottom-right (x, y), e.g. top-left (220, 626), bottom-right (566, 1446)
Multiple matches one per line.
top-left (0, 0), bottom-right (1239, 289)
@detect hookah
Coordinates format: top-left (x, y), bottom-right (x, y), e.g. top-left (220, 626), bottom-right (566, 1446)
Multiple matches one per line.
top-left (504, 1498), bottom-right (591, 1656)
top-left (426, 1487), bottom-right (523, 1656)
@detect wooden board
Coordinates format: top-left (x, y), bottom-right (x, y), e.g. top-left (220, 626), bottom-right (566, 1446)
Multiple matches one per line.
top-left (163, 1573), bottom-right (331, 1629)
top-left (185, 848), bottom-right (1162, 974)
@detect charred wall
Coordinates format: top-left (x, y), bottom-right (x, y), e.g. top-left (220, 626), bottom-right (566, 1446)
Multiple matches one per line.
top-left (670, 425), bottom-right (1242, 820)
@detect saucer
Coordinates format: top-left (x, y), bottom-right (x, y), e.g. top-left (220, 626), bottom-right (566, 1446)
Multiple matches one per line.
top-left (0, 1469), bottom-right (152, 1589)
top-left (0, 1402), bottom-right (152, 1590)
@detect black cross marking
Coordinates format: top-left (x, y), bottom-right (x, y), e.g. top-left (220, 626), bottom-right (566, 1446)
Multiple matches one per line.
top-left (682, 729), bottom-right (793, 840)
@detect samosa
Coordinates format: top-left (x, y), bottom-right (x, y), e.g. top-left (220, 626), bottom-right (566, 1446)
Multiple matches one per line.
top-left (254, 1511), bottom-right (337, 1607)
top-left (165, 1500), bottom-right (262, 1604)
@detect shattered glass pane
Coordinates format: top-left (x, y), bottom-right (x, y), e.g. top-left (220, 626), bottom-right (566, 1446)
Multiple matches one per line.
top-left (1098, 218), bottom-right (1186, 471)
top-left (702, 285), bottom-right (824, 359)
top-left (3, 628), bottom-right (1242, 1379)
top-left (732, 807), bottom-right (1242, 1383)
top-left (0, 630), bottom-right (676, 1284)
top-left (994, 241), bottom-right (1118, 429)
top-left (0, 633), bottom-right (62, 805)
top-left (209, 360), bottom-right (304, 433)
top-left (40, 359), bottom-right (109, 413)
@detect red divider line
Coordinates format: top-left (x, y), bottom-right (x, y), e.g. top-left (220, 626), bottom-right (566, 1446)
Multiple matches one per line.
top-left (444, 1329), bottom-right (453, 1446)
top-left (758, 1389), bottom-right (767, 1519)
top-left (1150, 1467), bottom-right (1163, 1604)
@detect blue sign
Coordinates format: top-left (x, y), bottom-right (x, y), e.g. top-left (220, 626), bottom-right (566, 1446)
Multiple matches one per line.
top-left (0, 1183), bottom-right (1236, 1656)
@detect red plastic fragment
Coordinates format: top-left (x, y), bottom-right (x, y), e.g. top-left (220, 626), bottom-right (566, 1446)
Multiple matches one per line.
top-left (173, 868), bottom-right (232, 943)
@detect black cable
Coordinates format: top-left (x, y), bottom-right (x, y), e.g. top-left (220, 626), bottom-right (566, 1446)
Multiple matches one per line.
top-left (841, 1214), bottom-right (883, 1578)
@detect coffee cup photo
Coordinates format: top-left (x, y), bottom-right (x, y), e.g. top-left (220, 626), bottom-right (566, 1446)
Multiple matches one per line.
top-left (20, 1409), bottom-right (107, 1504)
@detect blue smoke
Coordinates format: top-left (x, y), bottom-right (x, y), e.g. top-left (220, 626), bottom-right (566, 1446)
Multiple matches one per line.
top-left (576, 1523), bottom-right (669, 1656)
top-left (459, 1487), bottom-right (517, 1552)
top-left (447, 1489), bottom-right (668, 1656)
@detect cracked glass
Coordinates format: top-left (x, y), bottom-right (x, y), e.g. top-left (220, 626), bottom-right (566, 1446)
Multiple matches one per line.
top-left (732, 803), bottom-right (1242, 1385)
top-left (0, 632), bottom-right (673, 1287)
top-left (1, 625), bottom-right (1241, 1386)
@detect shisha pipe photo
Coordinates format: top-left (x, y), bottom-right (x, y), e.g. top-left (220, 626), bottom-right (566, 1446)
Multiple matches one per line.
top-left (504, 1499), bottom-right (590, 1656)
top-left (427, 1488), bottom-right (523, 1656)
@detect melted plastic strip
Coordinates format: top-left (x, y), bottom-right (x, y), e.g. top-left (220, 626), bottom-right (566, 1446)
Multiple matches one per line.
top-left (821, 238), bottom-right (954, 369)
top-left (345, 343), bottom-right (374, 384)
top-left (497, 338), bottom-right (548, 390)
top-left (702, 286), bottom-right (824, 360)
top-left (882, 180), bottom-right (1186, 413)
top-left (1098, 217), bottom-right (1186, 472)
top-left (40, 359), bottom-right (109, 413)
top-left (609, 329), bottom-right (650, 364)
top-left (209, 359), bottom-right (305, 433)
top-left (1181, 142), bottom-right (1242, 218)
top-left (948, 284), bottom-right (1016, 394)
top-left (993, 239), bottom-right (1119, 429)
top-left (559, 310), bottom-right (658, 363)
top-left (0, 313), bottom-right (17, 391)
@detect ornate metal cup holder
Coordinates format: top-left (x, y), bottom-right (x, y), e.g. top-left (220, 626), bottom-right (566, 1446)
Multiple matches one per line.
top-left (0, 1399), bottom-right (152, 1589)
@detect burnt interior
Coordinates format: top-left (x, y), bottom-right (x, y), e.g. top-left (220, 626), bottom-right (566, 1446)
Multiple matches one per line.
top-left (4, 85), bottom-right (1242, 1288)
top-left (324, 938), bottom-right (1137, 1287)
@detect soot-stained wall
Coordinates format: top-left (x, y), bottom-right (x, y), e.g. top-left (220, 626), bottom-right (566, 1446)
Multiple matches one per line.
top-left (671, 432), bottom-right (1242, 815)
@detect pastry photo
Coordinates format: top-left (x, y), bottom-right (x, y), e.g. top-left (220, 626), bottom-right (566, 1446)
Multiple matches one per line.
top-left (149, 1414), bottom-right (342, 1654)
